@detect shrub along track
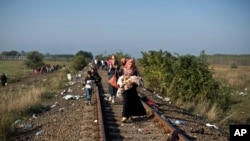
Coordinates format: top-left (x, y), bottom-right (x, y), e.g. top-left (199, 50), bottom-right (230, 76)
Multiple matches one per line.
top-left (10, 68), bottom-right (229, 141)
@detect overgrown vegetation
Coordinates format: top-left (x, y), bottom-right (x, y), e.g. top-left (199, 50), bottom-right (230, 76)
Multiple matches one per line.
top-left (23, 51), bottom-right (45, 69)
top-left (71, 50), bottom-right (93, 71)
top-left (138, 50), bottom-right (233, 121)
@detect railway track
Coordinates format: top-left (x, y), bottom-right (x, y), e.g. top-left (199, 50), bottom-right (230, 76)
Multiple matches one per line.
top-left (93, 69), bottom-right (193, 141)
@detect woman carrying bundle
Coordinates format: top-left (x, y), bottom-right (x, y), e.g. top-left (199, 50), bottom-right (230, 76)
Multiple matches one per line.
top-left (118, 58), bottom-right (146, 122)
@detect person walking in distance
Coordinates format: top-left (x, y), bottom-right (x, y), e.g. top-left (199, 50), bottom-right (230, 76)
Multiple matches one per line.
top-left (1, 73), bottom-right (7, 87)
top-left (118, 58), bottom-right (146, 122)
top-left (91, 67), bottom-right (104, 95)
top-left (84, 70), bottom-right (95, 105)
top-left (107, 54), bottom-right (119, 103)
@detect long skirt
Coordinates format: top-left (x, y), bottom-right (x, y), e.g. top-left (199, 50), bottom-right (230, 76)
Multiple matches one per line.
top-left (122, 85), bottom-right (146, 118)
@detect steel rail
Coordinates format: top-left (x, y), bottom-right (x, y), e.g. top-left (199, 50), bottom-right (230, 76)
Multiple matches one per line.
top-left (142, 100), bottom-right (190, 141)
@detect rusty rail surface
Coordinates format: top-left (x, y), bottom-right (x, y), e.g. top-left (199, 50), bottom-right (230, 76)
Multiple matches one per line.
top-left (141, 100), bottom-right (190, 141)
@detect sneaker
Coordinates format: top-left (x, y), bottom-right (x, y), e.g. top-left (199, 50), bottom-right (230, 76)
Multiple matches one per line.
top-left (127, 117), bottom-right (133, 122)
top-left (108, 96), bottom-right (112, 101)
top-left (111, 99), bottom-right (115, 104)
top-left (121, 117), bottom-right (127, 122)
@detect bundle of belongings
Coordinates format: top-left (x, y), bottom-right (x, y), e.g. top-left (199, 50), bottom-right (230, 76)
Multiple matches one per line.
top-left (117, 75), bottom-right (143, 96)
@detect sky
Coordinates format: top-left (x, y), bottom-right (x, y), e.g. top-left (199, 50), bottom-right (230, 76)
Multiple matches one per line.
top-left (0, 0), bottom-right (250, 58)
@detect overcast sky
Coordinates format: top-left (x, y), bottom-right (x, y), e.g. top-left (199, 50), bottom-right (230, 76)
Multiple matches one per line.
top-left (1, 0), bottom-right (250, 58)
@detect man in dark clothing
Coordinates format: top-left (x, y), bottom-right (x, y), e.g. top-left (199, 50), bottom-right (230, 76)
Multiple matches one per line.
top-left (1, 73), bottom-right (7, 87)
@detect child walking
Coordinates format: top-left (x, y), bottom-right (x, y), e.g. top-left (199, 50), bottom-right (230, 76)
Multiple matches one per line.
top-left (84, 70), bottom-right (95, 105)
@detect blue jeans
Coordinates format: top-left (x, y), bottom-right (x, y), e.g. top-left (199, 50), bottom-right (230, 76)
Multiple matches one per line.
top-left (108, 84), bottom-right (117, 98)
top-left (85, 88), bottom-right (93, 101)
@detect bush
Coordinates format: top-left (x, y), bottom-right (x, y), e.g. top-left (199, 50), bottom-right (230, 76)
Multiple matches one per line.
top-left (23, 51), bottom-right (45, 69)
top-left (229, 61), bottom-right (238, 68)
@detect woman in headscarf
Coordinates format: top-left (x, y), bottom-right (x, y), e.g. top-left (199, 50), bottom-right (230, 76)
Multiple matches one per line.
top-left (118, 58), bottom-right (146, 122)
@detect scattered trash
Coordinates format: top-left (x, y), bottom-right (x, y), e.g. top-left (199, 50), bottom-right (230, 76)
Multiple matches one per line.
top-left (50, 102), bottom-right (58, 108)
top-left (14, 119), bottom-right (21, 124)
top-left (24, 123), bottom-right (32, 129)
top-left (138, 128), bottom-right (144, 132)
top-left (67, 73), bottom-right (72, 81)
top-left (35, 129), bottom-right (45, 136)
top-left (67, 87), bottom-right (73, 93)
top-left (61, 89), bottom-right (66, 95)
top-left (206, 123), bottom-right (219, 129)
top-left (63, 94), bottom-right (76, 100)
top-left (170, 119), bottom-right (186, 125)
top-left (32, 114), bottom-right (37, 118)
top-left (146, 99), bottom-right (158, 107)
top-left (161, 115), bottom-right (166, 121)
top-left (59, 108), bottom-right (65, 112)
top-left (239, 92), bottom-right (247, 96)
top-left (164, 97), bottom-right (170, 102)
top-left (155, 94), bottom-right (163, 99)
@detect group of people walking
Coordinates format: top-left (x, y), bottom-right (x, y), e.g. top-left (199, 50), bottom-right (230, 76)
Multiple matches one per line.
top-left (83, 54), bottom-right (147, 123)
top-left (107, 54), bottom-right (147, 123)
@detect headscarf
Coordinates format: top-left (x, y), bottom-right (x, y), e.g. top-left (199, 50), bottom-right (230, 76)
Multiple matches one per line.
top-left (123, 59), bottom-right (136, 76)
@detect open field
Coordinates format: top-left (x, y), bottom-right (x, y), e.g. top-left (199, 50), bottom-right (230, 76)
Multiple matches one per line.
top-left (210, 64), bottom-right (250, 125)
top-left (0, 60), bottom-right (72, 83)
top-left (0, 60), bottom-right (70, 140)
top-left (0, 60), bottom-right (33, 83)
top-left (211, 64), bottom-right (250, 89)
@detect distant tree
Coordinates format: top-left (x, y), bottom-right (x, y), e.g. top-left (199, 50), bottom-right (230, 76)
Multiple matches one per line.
top-left (1, 51), bottom-right (9, 56)
top-left (24, 51), bottom-right (45, 69)
top-left (106, 51), bottom-right (131, 62)
top-left (75, 50), bottom-right (93, 60)
top-left (20, 51), bottom-right (26, 56)
top-left (1, 50), bottom-right (20, 56)
top-left (9, 50), bottom-right (20, 56)
top-left (72, 51), bottom-right (90, 71)
top-left (229, 61), bottom-right (238, 68)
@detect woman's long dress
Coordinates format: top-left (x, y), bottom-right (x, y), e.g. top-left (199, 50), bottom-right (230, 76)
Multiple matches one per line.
top-left (122, 84), bottom-right (146, 118)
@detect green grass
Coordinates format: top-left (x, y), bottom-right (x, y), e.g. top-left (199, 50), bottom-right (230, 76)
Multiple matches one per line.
top-left (0, 60), bottom-right (72, 83)
top-left (0, 60), bottom-right (33, 83)
top-left (0, 59), bottom-right (71, 140)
